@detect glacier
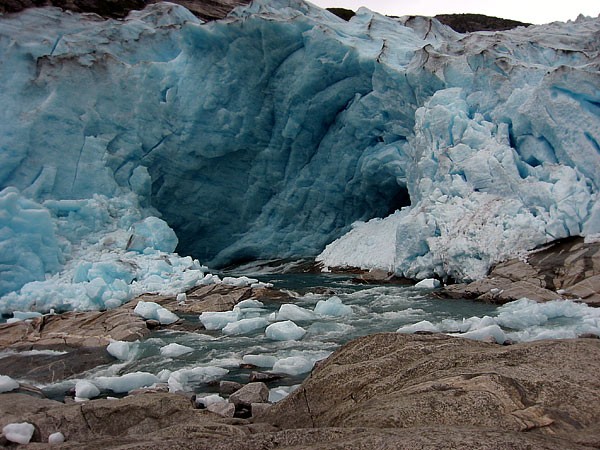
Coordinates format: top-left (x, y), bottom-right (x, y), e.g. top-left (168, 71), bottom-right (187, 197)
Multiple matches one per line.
top-left (0, 0), bottom-right (599, 312)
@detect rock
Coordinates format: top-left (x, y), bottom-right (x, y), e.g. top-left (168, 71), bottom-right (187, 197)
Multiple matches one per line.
top-left (257, 333), bottom-right (600, 447)
top-left (0, 392), bottom-right (246, 446)
top-left (207, 402), bottom-right (236, 418)
top-left (0, 309), bottom-right (148, 351)
top-left (439, 237), bottom-right (600, 305)
top-left (562, 274), bottom-right (600, 306)
top-left (0, 0), bottom-right (252, 22)
top-left (354, 269), bottom-right (414, 285)
top-left (228, 382), bottom-right (269, 407)
top-left (249, 371), bottom-right (283, 383)
top-left (250, 403), bottom-right (271, 418)
top-left (0, 346), bottom-right (114, 383)
top-left (219, 381), bottom-right (243, 395)
top-left (133, 285), bottom-right (254, 316)
top-left (127, 384), bottom-right (169, 396)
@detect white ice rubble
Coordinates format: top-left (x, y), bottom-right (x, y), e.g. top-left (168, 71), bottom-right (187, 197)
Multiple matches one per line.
top-left (397, 298), bottom-right (600, 343)
top-left (0, 1), bottom-right (599, 313)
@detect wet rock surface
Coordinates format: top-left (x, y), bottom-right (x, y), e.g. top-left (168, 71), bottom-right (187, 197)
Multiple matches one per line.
top-left (440, 237), bottom-right (600, 305)
top-left (0, 309), bottom-right (149, 351)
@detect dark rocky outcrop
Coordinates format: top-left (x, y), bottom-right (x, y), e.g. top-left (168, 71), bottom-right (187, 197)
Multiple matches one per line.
top-left (440, 237), bottom-right (600, 305)
top-left (0, 0), bottom-right (532, 33)
top-left (0, 0), bottom-right (250, 20)
top-left (434, 13), bottom-right (530, 32)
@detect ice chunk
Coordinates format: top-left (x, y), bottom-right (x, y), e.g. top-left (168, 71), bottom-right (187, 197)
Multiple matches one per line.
top-left (48, 432), bottom-right (65, 444)
top-left (0, 375), bottom-right (19, 393)
top-left (167, 366), bottom-right (229, 393)
top-left (242, 354), bottom-right (277, 368)
top-left (2, 422), bottom-right (35, 445)
top-left (268, 384), bottom-right (300, 403)
top-left (199, 310), bottom-right (241, 330)
top-left (11, 311), bottom-right (43, 321)
top-left (126, 217), bottom-right (178, 253)
top-left (265, 321), bottom-right (306, 341)
top-left (457, 324), bottom-right (507, 344)
top-left (106, 341), bottom-right (138, 361)
top-left (222, 276), bottom-right (259, 287)
top-left (134, 301), bottom-right (179, 325)
top-left (251, 282), bottom-right (274, 289)
top-left (75, 380), bottom-right (100, 400)
top-left (196, 393), bottom-right (225, 407)
top-left (397, 320), bottom-right (439, 333)
top-left (272, 356), bottom-right (313, 375)
top-left (93, 372), bottom-right (159, 394)
top-left (314, 296), bottom-right (352, 317)
top-left (236, 299), bottom-right (264, 309)
top-left (222, 317), bottom-right (269, 335)
top-left (160, 343), bottom-right (194, 357)
top-left (276, 304), bottom-right (317, 321)
top-left (0, 188), bottom-right (62, 298)
top-left (414, 278), bottom-right (441, 289)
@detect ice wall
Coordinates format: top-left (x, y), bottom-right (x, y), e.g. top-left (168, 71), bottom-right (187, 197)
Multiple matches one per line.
top-left (1, 0), bottom-right (599, 309)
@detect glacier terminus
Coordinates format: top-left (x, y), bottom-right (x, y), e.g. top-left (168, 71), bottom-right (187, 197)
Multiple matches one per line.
top-left (1, 0), bottom-right (599, 312)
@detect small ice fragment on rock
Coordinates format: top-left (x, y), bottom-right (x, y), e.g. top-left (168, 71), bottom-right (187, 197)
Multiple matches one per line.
top-left (0, 375), bottom-right (19, 393)
top-left (48, 432), bottom-right (65, 444)
top-left (414, 278), bottom-right (441, 289)
top-left (2, 422), bottom-right (35, 445)
top-left (75, 380), bottom-right (100, 399)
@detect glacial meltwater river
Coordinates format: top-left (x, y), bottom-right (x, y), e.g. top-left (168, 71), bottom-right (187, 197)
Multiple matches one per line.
top-left (31, 270), bottom-right (600, 402)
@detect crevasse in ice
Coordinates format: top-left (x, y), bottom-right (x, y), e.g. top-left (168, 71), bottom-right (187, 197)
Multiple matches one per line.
top-left (1, 0), bottom-right (599, 312)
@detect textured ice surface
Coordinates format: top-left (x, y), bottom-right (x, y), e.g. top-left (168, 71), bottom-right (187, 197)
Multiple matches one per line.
top-left (0, 1), bottom-right (599, 314)
top-left (397, 298), bottom-right (600, 342)
top-left (272, 356), bottom-right (314, 375)
top-left (2, 423), bottom-right (35, 445)
top-left (222, 317), bottom-right (269, 335)
top-left (167, 366), bottom-right (229, 392)
top-left (160, 343), bottom-right (194, 357)
top-left (134, 301), bottom-right (179, 325)
top-left (93, 372), bottom-right (159, 393)
top-left (107, 341), bottom-right (139, 361)
top-left (199, 310), bottom-right (242, 330)
top-left (268, 384), bottom-right (300, 403)
top-left (75, 380), bottom-right (100, 400)
top-left (48, 432), bottom-right (66, 445)
top-left (314, 296), bottom-right (353, 317)
top-left (276, 303), bottom-right (317, 321)
top-left (265, 320), bottom-right (307, 341)
top-left (242, 354), bottom-right (277, 368)
top-left (414, 279), bottom-right (441, 289)
top-left (0, 375), bottom-right (19, 393)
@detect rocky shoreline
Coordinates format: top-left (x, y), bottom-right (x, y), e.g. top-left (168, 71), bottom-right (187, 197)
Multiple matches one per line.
top-left (2, 333), bottom-right (600, 448)
top-left (438, 237), bottom-right (600, 306)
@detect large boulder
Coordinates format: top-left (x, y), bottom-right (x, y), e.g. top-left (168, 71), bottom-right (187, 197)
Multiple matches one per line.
top-left (258, 333), bottom-right (600, 447)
